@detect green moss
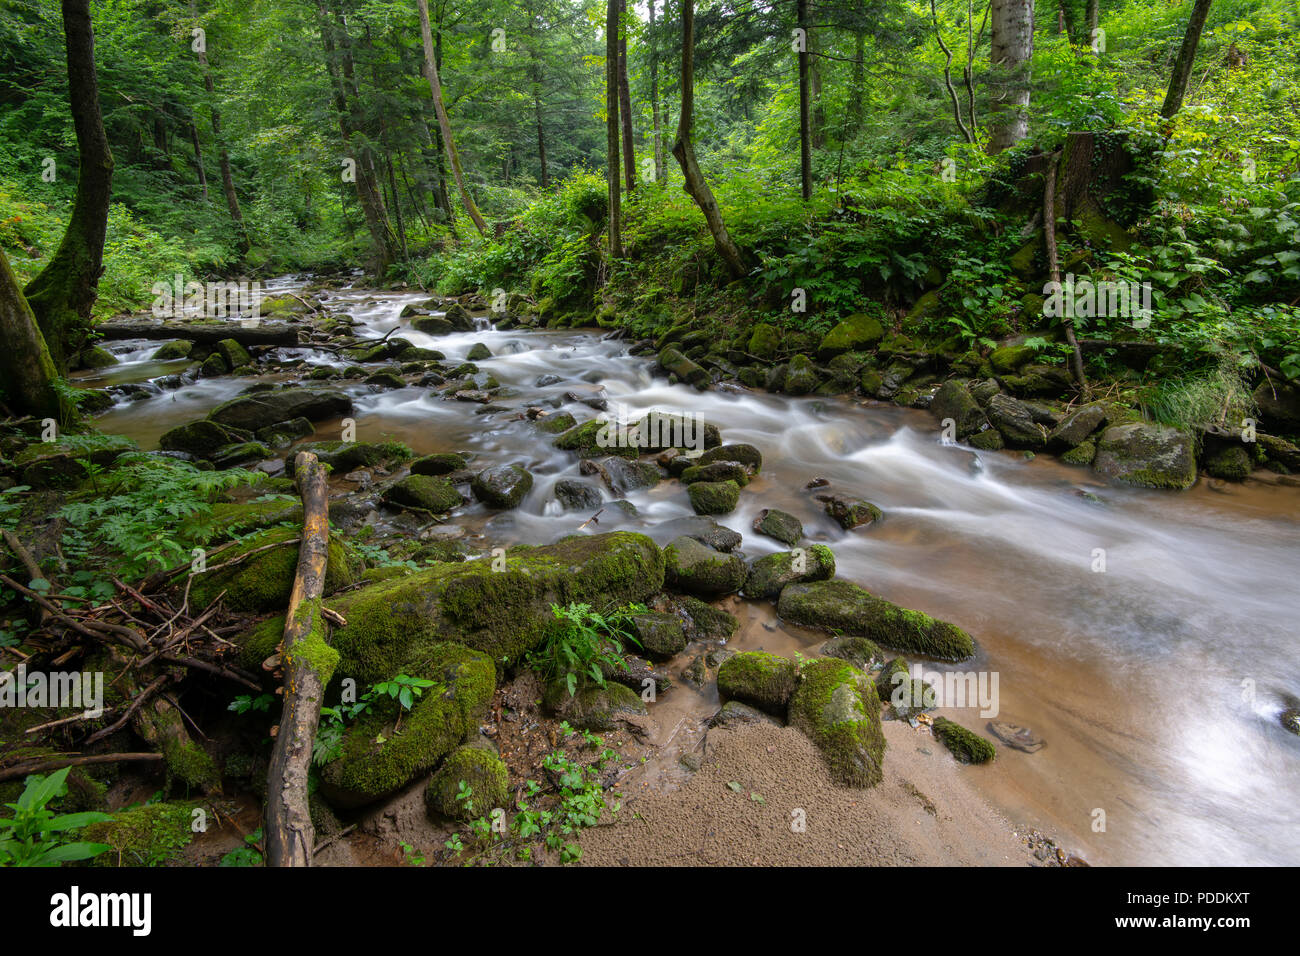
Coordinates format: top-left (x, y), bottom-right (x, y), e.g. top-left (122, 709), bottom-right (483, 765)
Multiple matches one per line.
top-left (788, 658), bottom-right (886, 788)
top-left (743, 545), bottom-right (835, 600)
top-left (382, 473), bottom-right (463, 513)
top-left (932, 717), bottom-right (996, 764)
top-left (778, 580), bottom-right (975, 661)
top-left (320, 642), bottom-right (495, 808)
top-left (83, 801), bottom-right (198, 867)
top-left (748, 324), bottom-right (780, 358)
top-left (1060, 438), bottom-right (1097, 466)
top-left (553, 419), bottom-right (637, 458)
top-left (182, 526), bottom-right (359, 612)
top-left (410, 452), bottom-right (468, 475)
top-left (541, 680), bottom-right (647, 730)
top-left (818, 313), bottom-right (884, 359)
top-left (286, 597), bottom-right (340, 683)
top-left (187, 498), bottom-right (303, 543)
top-left (717, 651), bottom-right (798, 715)
top-left (1204, 444), bottom-right (1252, 481)
top-left (663, 535), bottom-right (747, 596)
top-left (425, 746), bottom-right (509, 820)
top-left (687, 479), bottom-right (740, 515)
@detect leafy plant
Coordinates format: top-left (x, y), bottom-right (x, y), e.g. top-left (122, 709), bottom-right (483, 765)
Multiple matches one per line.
top-left (219, 828), bottom-right (263, 867)
top-left (0, 767), bottom-right (112, 867)
top-left (526, 602), bottom-right (644, 697)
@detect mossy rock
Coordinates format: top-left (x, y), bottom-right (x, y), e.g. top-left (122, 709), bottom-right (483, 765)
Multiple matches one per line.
top-left (470, 463), bottom-right (534, 509)
top-left (687, 479), bottom-right (740, 515)
top-left (151, 340), bottom-right (193, 360)
top-left (989, 344), bottom-right (1037, 374)
top-left (78, 345), bottom-right (119, 369)
top-left (818, 314), bottom-right (884, 360)
top-left (466, 342), bottom-right (492, 361)
top-left (630, 611), bottom-right (688, 660)
top-left (1092, 422), bottom-right (1196, 490)
top-left (678, 596), bottom-right (739, 640)
top-left (744, 545), bottom-right (835, 600)
top-left (752, 508), bottom-right (801, 546)
top-left (748, 324), bottom-right (780, 359)
top-left (788, 658), bottom-right (886, 788)
top-left (411, 452), bottom-right (467, 476)
top-left (680, 460), bottom-right (750, 486)
top-left (183, 526), bottom-right (359, 612)
top-left (83, 801), bottom-right (198, 867)
top-left (968, 428), bottom-right (1005, 451)
top-left (215, 338), bottom-right (252, 370)
top-left (207, 388), bottom-right (352, 431)
top-left (932, 717), bottom-right (996, 764)
top-left (698, 443), bottom-right (762, 472)
top-left (200, 353), bottom-right (228, 377)
top-left (930, 380), bottom-right (988, 439)
top-left (554, 419), bottom-right (637, 459)
top-left (541, 679), bottom-right (647, 730)
top-left (822, 634), bottom-right (884, 671)
top-left (1060, 438), bottom-right (1097, 466)
top-left (778, 580), bottom-right (975, 661)
top-left (425, 745), bottom-right (509, 821)
top-left (664, 535), bottom-right (747, 597)
top-left (187, 497), bottom-right (303, 543)
top-left (238, 532), bottom-right (665, 683)
top-left (658, 346), bottom-right (710, 389)
top-left (783, 354), bottom-right (821, 396)
top-left (717, 651), bottom-right (798, 716)
top-left (383, 474), bottom-right (463, 513)
top-left (535, 412), bottom-right (578, 435)
top-left (1204, 444), bottom-right (1252, 481)
top-left (875, 657), bottom-right (910, 698)
top-left (320, 642), bottom-right (495, 808)
top-left (159, 420), bottom-right (251, 459)
top-left (365, 370), bottom-right (407, 390)
top-left (820, 494), bottom-right (882, 530)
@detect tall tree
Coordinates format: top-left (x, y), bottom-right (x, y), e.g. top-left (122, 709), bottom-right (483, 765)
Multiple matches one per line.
top-left (416, 0), bottom-right (488, 237)
top-left (796, 0), bottom-right (812, 198)
top-left (0, 250), bottom-right (68, 422)
top-left (672, 0), bottom-right (747, 279)
top-left (606, 0), bottom-right (622, 257)
top-left (648, 0), bottom-right (664, 182)
top-left (1161, 0), bottom-right (1214, 119)
top-left (618, 0), bottom-right (635, 192)
top-left (987, 0), bottom-right (1034, 153)
top-left (22, 0), bottom-right (114, 372)
top-left (190, 0), bottom-right (248, 253)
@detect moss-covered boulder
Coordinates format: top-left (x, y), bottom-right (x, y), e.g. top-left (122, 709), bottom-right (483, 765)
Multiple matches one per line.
top-left (1092, 422), bottom-right (1197, 490)
top-left (658, 347), bottom-right (710, 388)
top-left (553, 419), bottom-right (637, 459)
top-left (989, 344), bottom-right (1037, 374)
top-left (986, 393), bottom-right (1049, 449)
top-left (819, 493), bottom-right (882, 530)
top-left (383, 474), bottom-right (463, 513)
top-left (1060, 438), bottom-right (1097, 465)
top-left (293, 439), bottom-right (411, 472)
top-left (752, 508), bottom-right (802, 546)
top-left (1253, 378), bottom-right (1300, 433)
top-left (630, 611), bottom-right (687, 660)
top-left (209, 388), bottom-right (352, 430)
top-left (82, 801), bottom-right (197, 866)
top-left (586, 456), bottom-right (661, 495)
top-left (188, 497), bottom-right (302, 543)
top-left (687, 479), bottom-right (740, 515)
top-left (1047, 403), bottom-right (1109, 449)
top-left (425, 744), bottom-right (509, 820)
top-left (240, 532), bottom-right (665, 683)
top-left (160, 420), bottom-right (252, 458)
top-left (664, 535), bottom-right (747, 597)
top-left (699, 443), bottom-right (762, 472)
top-left (748, 324), bottom-right (780, 359)
top-left (783, 354), bottom-right (821, 396)
top-left (717, 651), bottom-right (798, 716)
top-left (930, 380), bottom-right (989, 439)
top-left (679, 596), bottom-right (739, 641)
top-left (744, 545), bottom-right (835, 600)
top-left (818, 314), bottom-right (885, 360)
top-left (151, 340), bottom-right (193, 360)
top-left (1204, 443), bottom-right (1252, 481)
top-left (411, 452), bottom-right (467, 476)
top-left (788, 658), bottom-right (886, 788)
top-left (320, 643), bottom-right (495, 808)
top-left (778, 580), bottom-right (975, 661)
top-left (183, 526), bottom-right (358, 612)
top-left (932, 717), bottom-right (996, 764)
top-left (821, 634), bottom-right (883, 670)
top-left (541, 679), bottom-right (647, 730)
top-left (680, 460), bottom-right (750, 486)
top-left (199, 353), bottom-right (228, 377)
top-left (466, 342), bottom-right (492, 361)
top-left (215, 338), bottom-right (252, 370)
top-left (470, 463), bottom-right (534, 508)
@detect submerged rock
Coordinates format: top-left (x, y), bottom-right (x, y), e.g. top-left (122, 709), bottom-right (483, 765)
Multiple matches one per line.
top-left (208, 387), bottom-right (351, 431)
top-left (818, 493), bottom-right (882, 530)
top-left (778, 579), bottom-right (975, 661)
top-left (752, 508), bottom-right (802, 546)
top-left (471, 463), bottom-right (534, 509)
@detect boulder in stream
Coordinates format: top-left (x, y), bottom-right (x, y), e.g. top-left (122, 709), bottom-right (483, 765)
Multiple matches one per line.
top-left (471, 463), bottom-right (534, 509)
top-left (1091, 422), bottom-right (1197, 490)
top-left (744, 545), bottom-right (835, 600)
top-left (663, 535), bottom-right (747, 597)
top-left (752, 507), bottom-right (802, 545)
top-left (788, 658), bottom-right (886, 787)
top-left (208, 387), bottom-right (352, 431)
top-left (383, 474), bottom-right (464, 513)
top-left (717, 651), bottom-right (798, 716)
top-left (687, 479), bottom-right (740, 515)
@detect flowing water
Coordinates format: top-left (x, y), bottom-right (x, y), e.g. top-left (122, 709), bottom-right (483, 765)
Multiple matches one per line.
top-left (79, 278), bottom-right (1300, 867)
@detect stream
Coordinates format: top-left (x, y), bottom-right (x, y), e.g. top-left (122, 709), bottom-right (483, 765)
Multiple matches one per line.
top-left (78, 276), bottom-right (1300, 867)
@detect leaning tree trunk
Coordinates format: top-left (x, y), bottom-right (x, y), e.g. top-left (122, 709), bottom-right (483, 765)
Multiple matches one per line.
top-left (618, 2), bottom-right (636, 193)
top-left (22, 0), bottom-right (113, 373)
top-left (265, 452), bottom-right (334, 867)
top-left (672, 0), bottom-right (747, 279)
top-left (1160, 0), bottom-right (1214, 119)
top-left (605, 0), bottom-right (623, 258)
top-left (416, 0), bottom-right (488, 237)
top-left (796, 0), bottom-right (812, 199)
top-left (986, 0), bottom-right (1034, 153)
top-left (0, 249), bottom-right (69, 422)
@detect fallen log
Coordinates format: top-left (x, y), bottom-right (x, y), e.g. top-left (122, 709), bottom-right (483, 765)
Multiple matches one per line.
top-left (0, 752), bottom-right (163, 783)
top-left (265, 451), bottom-right (335, 867)
top-left (95, 319), bottom-right (300, 348)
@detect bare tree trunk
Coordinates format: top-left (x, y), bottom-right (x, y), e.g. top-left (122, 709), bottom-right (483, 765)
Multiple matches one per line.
top-left (618, 1), bottom-right (636, 192)
top-left (265, 452), bottom-right (335, 868)
top-left (189, 121), bottom-right (209, 202)
top-left (1160, 0), bottom-right (1214, 119)
top-left (649, 0), bottom-right (664, 181)
top-left (796, 0), bottom-right (812, 199)
top-left (932, 0), bottom-right (975, 144)
top-left (1044, 156), bottom-right (1087, 391)
top-left (416, 0), bottom-right (488, 237)
top-left (0, 249), bottom-right (69, 422)
top-left (22, 0), bottom-right (114, 373)
top-left (672, 0), bottom-right (747, 279)
top-left (190, 0), bottom-right (248, 253)
top-left (987, 0), bottom-right (1034, 153)
top-left (850, 26), bottom-right (864, 125)
top-left (606, 0), bottom-right (623, 257)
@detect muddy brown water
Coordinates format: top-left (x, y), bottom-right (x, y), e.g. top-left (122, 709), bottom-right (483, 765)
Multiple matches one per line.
top-left (80, 277), bottom-right (1300, 866)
